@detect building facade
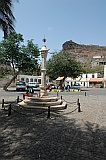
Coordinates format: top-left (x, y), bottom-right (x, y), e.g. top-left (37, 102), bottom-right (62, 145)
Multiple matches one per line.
top-left (64, 73), bottom-right (103, 88)
top-left (17, 75), bottom-right (50, 85)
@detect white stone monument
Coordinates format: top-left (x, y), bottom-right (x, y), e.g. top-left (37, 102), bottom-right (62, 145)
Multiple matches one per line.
top-left (18, 38), bottom-right (67, 110)
top-left (40, 38), bottom-right (49, 97)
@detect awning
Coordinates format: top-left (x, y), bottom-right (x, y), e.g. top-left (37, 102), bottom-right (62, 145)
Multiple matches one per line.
top-left (89, 78), bottom-right (103, 82)
top-left (65, 76), bottom-right (82, 81)
top-left (65, 77), bottom-right (72, 81)
top-left (56, 77), bottom-right (64, 81)
top-left (80, 78), bottom-right (90, 82)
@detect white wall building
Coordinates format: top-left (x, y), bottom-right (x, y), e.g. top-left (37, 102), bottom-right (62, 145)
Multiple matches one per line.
top-left (65, 73), bottom-right (103, 88)
top-left (103, 65), bottom-right (106, 88)
top-left (17, 75), bottom-right (50, 85)
top-left (81, 73), bottom-right (100, 78)
top-left (80, 73), bottom-right (102, 87)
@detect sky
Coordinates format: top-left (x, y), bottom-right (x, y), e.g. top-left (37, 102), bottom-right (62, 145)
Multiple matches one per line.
top-left (0, 0), bottom-right (106, 58)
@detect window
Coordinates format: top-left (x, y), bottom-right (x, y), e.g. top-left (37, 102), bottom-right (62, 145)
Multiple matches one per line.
top-left (38, 79), bottom-right (41, 84)
top-left (26, 78), bottom-right (29, 83)
top-left (34, 79), bottom-right (37, 82)
top-left (92, 74), bottom-right (94, 78)
top-left (21, 78), bottom-right (24, 81)
top-left (30, 78), bottom-right (33, 82)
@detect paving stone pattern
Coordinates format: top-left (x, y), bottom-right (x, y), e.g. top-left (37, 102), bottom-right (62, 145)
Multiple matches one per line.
top-left (0, 92), bottom-right (106, 160)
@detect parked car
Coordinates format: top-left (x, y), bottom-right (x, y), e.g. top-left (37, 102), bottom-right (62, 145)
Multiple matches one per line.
top-left (16, 81), bottom-right (26, 91)
top-left (71, 83), bottom-right (80, 90)
top-left (46, 83), bottom-right (56, 91)
top-left (26, 82), bottom-right (40, 90)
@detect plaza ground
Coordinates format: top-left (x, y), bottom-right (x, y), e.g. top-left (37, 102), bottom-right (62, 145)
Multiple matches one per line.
top-left (0, 88), bottom-right (106, 160)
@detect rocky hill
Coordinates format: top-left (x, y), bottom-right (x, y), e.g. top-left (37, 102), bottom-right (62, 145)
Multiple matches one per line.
top-left (62, 40), bottom-right (106, 67)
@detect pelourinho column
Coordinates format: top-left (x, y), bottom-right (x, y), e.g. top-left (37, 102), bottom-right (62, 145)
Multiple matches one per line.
top-left (40, 38), bottom-right (49, 97)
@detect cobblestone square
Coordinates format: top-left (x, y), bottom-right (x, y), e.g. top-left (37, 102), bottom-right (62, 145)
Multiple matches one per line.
top-left (0, 88), bottom-right (106, 160)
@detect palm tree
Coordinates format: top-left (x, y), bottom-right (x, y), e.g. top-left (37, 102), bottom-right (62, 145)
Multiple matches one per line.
top-left (0, 0), bottom-right (19, 39)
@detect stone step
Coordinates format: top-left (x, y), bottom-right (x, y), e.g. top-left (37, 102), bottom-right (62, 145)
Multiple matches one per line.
top-left (28, 96), bottom-right (59, 102)
top-left (50, 101), bottom-right (67, 110)
top-left (19, 99), bottom-right (62, 107)
top-left (18, 101), bottom-right (67, 110)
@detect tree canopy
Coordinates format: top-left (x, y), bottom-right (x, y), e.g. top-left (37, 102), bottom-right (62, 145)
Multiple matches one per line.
top-left (0, 31), bottom-right (40, 90)
top-left (46, 51), bottom-right (83, 80)
top-left (0, 32), bottom-right (40, 75)
top-left (0, 0), bottom-right (19, 38)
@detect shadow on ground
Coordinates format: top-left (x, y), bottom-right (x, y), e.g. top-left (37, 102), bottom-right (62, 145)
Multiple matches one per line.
top-left (6, 89), bottom-right (26, 93)
top-left (0, 106), bottom-right (106, 160)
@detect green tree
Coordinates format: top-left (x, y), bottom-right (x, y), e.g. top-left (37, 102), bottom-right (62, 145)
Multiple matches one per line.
top-left (0, 32), bottom-right (40, 90)
top-left (46, 51), bottom-right (83, 80)
top-left (0, 32), bottom-right (24, 74)
top-left (18, 39), bottom-right (40, 75)
top-left (0, 0), bottom-right (19, 38)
